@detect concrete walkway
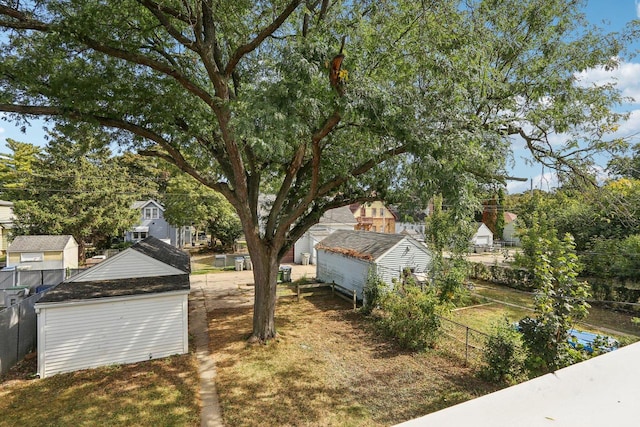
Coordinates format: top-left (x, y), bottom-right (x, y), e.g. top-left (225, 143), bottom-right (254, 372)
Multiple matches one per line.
top-left (189, 264), bottom-right (316, 427)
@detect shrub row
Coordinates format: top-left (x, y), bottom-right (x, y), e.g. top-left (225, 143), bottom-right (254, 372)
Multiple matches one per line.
top-left (468, 262), bottom-right (640, 307)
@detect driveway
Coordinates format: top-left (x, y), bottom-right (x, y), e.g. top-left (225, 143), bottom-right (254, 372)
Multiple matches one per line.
top-left (188, 264), bottom-right (316, 427)
top-left (189, 264), bottom-right (317, 309)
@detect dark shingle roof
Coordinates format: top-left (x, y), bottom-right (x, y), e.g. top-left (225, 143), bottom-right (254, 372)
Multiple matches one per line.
top-left (316, 230), bottom-right (405, 261)
top-left (131, 236), bottom-right (190, 273)
top-left (38, 274), bottom-right (190, 303)
top-left (8, 235), bottom-right (76, 252)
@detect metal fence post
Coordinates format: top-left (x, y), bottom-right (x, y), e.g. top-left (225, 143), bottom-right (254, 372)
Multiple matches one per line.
top-left (465, 327), bottom-right (469, 366)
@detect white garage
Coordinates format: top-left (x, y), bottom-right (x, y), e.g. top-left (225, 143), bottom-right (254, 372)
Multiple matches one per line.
top-left (316, 230), bottom-right (432, 300)
top-left (35, 275), bottom-right (189, 378)
top-left (35, 237), bottom-right (191, 378)
top-left (471, 223), bottom-right (494, 249)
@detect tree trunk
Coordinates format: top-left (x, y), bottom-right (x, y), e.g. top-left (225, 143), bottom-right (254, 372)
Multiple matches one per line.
top-left (248, 242), bottom-right (281, 341)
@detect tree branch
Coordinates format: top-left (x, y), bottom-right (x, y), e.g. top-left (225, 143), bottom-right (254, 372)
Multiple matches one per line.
top-left (0, 5), bottom-right (49, 31)
top-left (136, 0), bottom-right (192, 23)
top-left (224, 0), bottom-right (302, 77)
top-left (139, 0), bottom-right (197, 51)
top-left (266, 143), bottom-right (307, 238)
top-left (0, 102), bottom-right (234, 198)
top-left (76, 35), bottom-right (218, 111)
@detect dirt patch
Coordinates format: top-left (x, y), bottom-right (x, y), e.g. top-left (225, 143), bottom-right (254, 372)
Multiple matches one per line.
top-left (209, 290), bottom-right (499, 426)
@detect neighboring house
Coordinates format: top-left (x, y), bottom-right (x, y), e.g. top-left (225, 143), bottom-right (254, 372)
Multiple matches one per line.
top-left (471, 223), bottom-right (493, 250)
top-left (316, 230), bottom-right (431, 300)
top-left (293, 206), bottom-right (358, 265)
top-left (0, 200), bottom-right (14, 255)
top-left (125, 200), bottom-right (191, 248)
top-left (502, 212), bottom-right (520, 246)
top-left (6, 235), bottom-right (78, 270)
top-left (35, 236), bottom-right (190, 378)
top-left (350, 201), bottom-right (397, 233)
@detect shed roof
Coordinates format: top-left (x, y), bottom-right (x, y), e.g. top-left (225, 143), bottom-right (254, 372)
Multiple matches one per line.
top-left (8, 235), bottom-right (77, 252)
top-left (131, 236), bottom-right (190, 273)
top-left (318, 206), bottom-right (358, 226)
top-left (316, 230), bottom-right (407, 261)
top-left (38, 274), bottom-right (190, 303)
top-left (504, 212), bottom-right (517, 224)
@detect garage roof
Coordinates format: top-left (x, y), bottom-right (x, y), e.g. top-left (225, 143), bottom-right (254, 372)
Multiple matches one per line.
top-left (316, 230), bottom-right (408, 261)
top-left (38, 274), bottom-right (190, 303)
top-left (131, 236), bottom-right (190, 273)
top-left (8, 235), bottom-right (76, 252)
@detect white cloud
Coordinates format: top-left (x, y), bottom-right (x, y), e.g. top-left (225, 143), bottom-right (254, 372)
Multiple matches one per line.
top-left (575, 61), bottom-right (640, 104)
top-left (0, 127), bottom-right (5, 134)
top-left (614, 108), bottom-right (640, 143)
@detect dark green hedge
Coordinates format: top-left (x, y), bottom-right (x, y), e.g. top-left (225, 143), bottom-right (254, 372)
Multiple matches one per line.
top-left (468, 263), bottom-right (640, 307)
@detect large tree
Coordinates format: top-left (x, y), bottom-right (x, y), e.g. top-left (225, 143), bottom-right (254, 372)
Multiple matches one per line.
top-left (0, 137), bottom-right (41, 200)
top-left (0, 0), bottom-right (631, 341)
top-left (7, 137), bottom-right (149, 258)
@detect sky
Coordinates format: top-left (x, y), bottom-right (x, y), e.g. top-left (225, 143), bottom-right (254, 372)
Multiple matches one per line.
top-left (0, 1), bottom-right (639, 195)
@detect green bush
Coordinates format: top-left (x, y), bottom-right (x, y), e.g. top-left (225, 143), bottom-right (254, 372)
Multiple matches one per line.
top-left (378, 284), bottom-right (441, 350)
top-left (480, 317), bottom-right (527, 384)
top-left (362, 269), bottom-right (385, 315)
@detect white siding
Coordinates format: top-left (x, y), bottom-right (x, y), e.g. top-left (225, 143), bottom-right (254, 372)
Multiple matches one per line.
top-left (62, 241), bottom-right (79, 269)
top-left (503, 222), bottom-right (520, 245)
top-left (71, 249), bottom-right (184, 282)
top-left (294, 233), bottom-right (313, 264)
top-left (472, 224), bottom-right (494, 246)
top-left (37, 292), bottom-right (188, 378)
top-left (377, 239), bottom-right (431, 286)
top-left (316, 250), bottom-right (370, 299)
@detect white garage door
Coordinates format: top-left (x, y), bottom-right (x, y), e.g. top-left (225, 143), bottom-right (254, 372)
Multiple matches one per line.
top-left (38, 293), bottom-right (188, 378)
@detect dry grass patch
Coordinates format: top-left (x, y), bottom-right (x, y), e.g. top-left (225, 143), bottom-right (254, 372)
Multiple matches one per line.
top-left (470, 280), bottom-right (640, 340)
top-left (210, 292), bottom-right (499, 426)
top-left (0, 353), bottom-right (200, 427)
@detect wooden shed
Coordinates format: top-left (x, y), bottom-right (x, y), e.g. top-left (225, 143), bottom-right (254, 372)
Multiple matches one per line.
top-left (315, 230), bottom-right (431, 300)
top-left (35, 237), bottom-right (190, 378)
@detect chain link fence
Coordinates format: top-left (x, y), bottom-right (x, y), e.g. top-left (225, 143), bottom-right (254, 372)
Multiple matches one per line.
top-left (439, 316), bottom-right (489, 368)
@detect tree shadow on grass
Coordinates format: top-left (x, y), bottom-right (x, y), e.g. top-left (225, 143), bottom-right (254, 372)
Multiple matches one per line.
top-left (0, 354), bottom-right (200, 426)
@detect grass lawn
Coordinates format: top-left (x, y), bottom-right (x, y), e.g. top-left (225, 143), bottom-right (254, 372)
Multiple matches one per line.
top-left (463, 280), bottom-right (640, 342)
top-left (210, 290), bottom-right (500, 427)
top-left (0, 353), bottom-right (200, 427)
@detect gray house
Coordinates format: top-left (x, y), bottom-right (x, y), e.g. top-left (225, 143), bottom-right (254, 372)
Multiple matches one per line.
top-left (316, 230), bottom-right (431, 300)
top-left (125, 199), bottom-right (191, 247)
top-left (35, 237), bottom-right (191, 378)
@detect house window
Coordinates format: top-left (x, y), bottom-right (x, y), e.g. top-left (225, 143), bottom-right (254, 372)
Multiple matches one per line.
top-left (143, 207), bottom-right (159, 219)
top-left (372, 208), bottom-right (377, 217)
top-left (360, 207), bottom-right (366, 217)
top-left (133, 232), bottom-right (148, 240)
top-left (20, 252), bottom-right (43, 262)
top-left (380, 209), bottom-right (384, 217)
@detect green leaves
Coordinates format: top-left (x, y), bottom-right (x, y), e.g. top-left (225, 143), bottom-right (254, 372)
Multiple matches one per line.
top-left (5, 136), bottom-right (151, 253)
top-left (515, 208), bottom-right (591, 372)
